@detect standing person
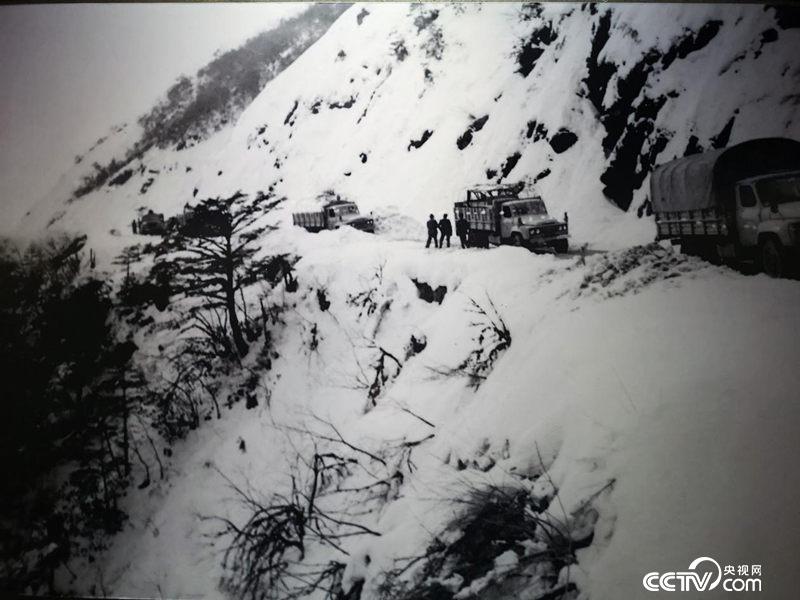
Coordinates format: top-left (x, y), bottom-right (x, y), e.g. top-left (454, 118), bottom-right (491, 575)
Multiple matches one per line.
top-left (438, 213), bottom-right (452, 248)
top-left (131, 219), bottom-right (138, 234)
top-left (425, 214), bottom-right (439, 248)
top-left (455, 213), bottom-right (469, 248)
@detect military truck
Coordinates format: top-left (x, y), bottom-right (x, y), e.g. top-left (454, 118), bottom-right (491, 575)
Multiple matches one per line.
top-left (292, 200), bottom-right (375, 233)
top-left (138, 209), bottom-right (166, 235)
top-left (454, 183), bottom-right (569, 252)
top-left (167, 204), bottom-right (228, 238)
top-left (651, 137), bottom-right (800, 277)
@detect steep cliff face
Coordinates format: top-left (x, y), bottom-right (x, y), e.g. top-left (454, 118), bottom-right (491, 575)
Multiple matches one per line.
top-left (19, 3), bottom-right (800, 252)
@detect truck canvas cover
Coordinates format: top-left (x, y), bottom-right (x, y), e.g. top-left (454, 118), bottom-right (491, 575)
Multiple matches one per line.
top-left (650, 137), bottom-right (800, 212)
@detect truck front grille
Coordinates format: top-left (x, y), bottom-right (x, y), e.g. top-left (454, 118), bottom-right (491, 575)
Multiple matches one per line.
top-left (538, 223), bottom-right (562, 237)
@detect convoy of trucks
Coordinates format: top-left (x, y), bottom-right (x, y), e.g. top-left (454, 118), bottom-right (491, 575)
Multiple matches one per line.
top-left (651, 137), bottom-right (800, 277)
top-left (136, 204), bottom-right (231, 238)
top-left (454, 183), bottom-right (569, 252)
top-left (292, 200), bottom-right (375, 233)
top-left (130, 136), bottom-right (800, 278)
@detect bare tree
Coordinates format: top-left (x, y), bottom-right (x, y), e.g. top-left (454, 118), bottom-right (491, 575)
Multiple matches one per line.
top-left (209, 448), bottom-right (381, 600)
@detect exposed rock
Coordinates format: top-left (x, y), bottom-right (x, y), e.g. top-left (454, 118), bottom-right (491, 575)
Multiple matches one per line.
top-left (456, 115), bottom-right (489, 150)
top-left (499, 152), bottom-right (521, 181)
top-left (516, 20), bottom-right (558, 77)
top-left (284, 100), bottom-right (299, 125)
top-left (411, 278), bottom-right (447, 304)
top-left (407, 129), bottom-right (433, 151)
top-left (710, 115), bottom-right (736, 149)
top-left (549, 129), bottom-right (578, 153)
top-left (661, 20), bottom-right (722, 68)
top-left (526, 120), bottom-right (548, 141)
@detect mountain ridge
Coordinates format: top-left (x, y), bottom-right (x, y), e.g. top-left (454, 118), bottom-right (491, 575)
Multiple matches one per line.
top-left (20, 3), bottom-right (800, 255)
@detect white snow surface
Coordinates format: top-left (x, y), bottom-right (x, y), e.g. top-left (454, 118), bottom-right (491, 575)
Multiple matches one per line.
top-left (8, 3), bottom-right (800, 599)
top-left (69, 231), bottom-right (800, 599)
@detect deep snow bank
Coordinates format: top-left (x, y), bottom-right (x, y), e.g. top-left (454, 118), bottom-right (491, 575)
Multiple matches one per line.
top-left (78, 230), bottom-right (800, 599)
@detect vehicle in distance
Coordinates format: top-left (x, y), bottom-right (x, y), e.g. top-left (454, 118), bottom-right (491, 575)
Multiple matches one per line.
top-left (138, 210), bottom-right (166, 235)
top-left (292, 200), bottom-right (375, 233)
top-left (167, 204), bottom-right (228, 238)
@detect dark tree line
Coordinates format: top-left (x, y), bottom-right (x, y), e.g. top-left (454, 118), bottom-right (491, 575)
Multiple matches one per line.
top-left (139, 3), bottom-right (350, 150)
top-left (0, 235), bottom-right (142, 592)
top-left (0, 189), bottom-right (294, 590)
top-left (71, 4), bottom-right (349, 202)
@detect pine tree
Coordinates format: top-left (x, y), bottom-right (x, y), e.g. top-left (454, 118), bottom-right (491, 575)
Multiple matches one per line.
top-left (156, 190), bottom-right (283, 358)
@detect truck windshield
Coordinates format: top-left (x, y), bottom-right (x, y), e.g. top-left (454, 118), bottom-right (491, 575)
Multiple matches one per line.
top-left (510, 200), bottom-right (546, 216)
top-left (756, 175), bottom-right (800, 206)
top-left (337, 204), bottom-right (358, 214)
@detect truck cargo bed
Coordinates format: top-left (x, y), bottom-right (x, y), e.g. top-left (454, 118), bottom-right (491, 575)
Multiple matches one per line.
top-left (292, 212), bottom-right (325, 231)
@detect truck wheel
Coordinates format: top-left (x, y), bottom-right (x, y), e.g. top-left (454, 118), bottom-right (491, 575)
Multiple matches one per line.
top-left (511, 233), bottom-right (524, 247)
top-left (473, 231), bottom-right (488, 249)
top-left (553, 240), bottom-right (568, 254)
top-left (760, 237), bottom-right (785, 278)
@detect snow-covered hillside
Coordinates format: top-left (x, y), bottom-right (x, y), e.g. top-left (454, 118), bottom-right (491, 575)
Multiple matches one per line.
top-left (68, 232), bottom-right (800, 599)
top-left (6, 4), bottom-right (800, 599)
top-left (17, 3), bottom-right (800, 255)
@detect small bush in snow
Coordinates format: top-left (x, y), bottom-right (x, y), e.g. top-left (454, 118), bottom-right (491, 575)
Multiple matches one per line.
top-left (431, 294), bottom-right (511, 389)
top-left (391, 39), bottom-right (409, 62)
top-left (376, 480), bottom-right (593, 600)
top-left (211, 449), bottom-right (381, 600)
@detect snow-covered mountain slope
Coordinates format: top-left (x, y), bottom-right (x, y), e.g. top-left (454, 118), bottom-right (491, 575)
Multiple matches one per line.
top-left (17, 3), bottom-right (800, 255)
top-left (14, 2), bottom-right (347, 244)
top-left (72, 231), bottom-right (800, 599)
top-left (10, 4), bottom-right (800, 599)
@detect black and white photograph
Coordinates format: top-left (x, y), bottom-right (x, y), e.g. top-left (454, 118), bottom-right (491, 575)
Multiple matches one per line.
top-left (1, 1), bottom-right (799, 598)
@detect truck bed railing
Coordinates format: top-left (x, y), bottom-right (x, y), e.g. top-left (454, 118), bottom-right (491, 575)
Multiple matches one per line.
top-left (454, 201), bottom-right (495, 231)
top-left (654, 208), bottom-right (729, 240)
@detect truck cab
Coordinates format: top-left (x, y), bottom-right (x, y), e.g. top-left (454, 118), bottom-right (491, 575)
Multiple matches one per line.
top-left (324, 201), bottom-right (374, 232)
top-left (498, 197), bottom-right (569, 252)
top-left (323, 202), bottom-right (355, 227)
top-left (735, 170), bottom-right (800, 275)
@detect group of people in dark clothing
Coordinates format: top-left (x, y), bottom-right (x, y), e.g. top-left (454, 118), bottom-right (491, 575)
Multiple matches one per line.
top-left (426, 213), bottom-right (470, 248)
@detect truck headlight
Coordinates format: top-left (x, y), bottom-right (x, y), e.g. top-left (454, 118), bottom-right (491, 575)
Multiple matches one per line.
top-left (531, 227), bottom-right (541, 235)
